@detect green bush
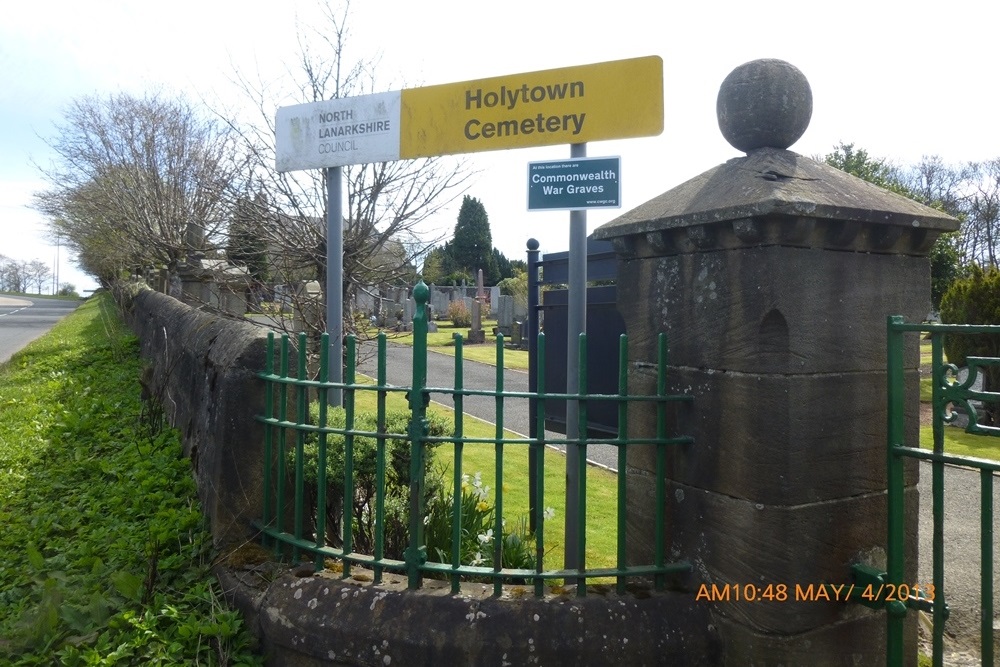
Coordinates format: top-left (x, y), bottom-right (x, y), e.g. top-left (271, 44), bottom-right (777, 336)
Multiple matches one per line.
top-left (294, 407), bottom-right (450, 558)
top-left (423, 471), bottom-right (538, 573)
top-left (448, 300), bottom-right (471, 327)
top-left (291, 409), bottom-right (539, 573)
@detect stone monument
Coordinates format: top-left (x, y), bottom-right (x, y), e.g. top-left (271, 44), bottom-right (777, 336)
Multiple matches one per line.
top-left (594, 59), bottom-right (958, 666)
top-left (467, 268), bottom-right (487, 343)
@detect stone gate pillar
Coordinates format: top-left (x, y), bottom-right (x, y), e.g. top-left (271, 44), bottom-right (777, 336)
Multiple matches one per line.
top-left (593, 60), bottom-right (958, 666)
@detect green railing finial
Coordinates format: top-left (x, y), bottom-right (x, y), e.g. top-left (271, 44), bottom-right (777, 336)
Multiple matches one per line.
top-left (413, 278), bottom-right (430, 307)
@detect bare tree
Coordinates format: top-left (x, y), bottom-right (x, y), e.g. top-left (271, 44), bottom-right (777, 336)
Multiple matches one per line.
top-left (0, 257), bottom-right (29, 293)
top-left (222, 0), bottom-right (472, 341)
top-left (959, 159), bottom-right (1000, 268)
top-left (26, 261), bottom-right (52, 295)
top-left (33, 91), bottom-right (247, 286)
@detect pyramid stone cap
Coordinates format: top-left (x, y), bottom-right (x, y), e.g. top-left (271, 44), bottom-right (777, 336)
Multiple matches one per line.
top-left (593, 148), bottom-right (958, 256)
top-left (594, 58), bottom-right (959, 257)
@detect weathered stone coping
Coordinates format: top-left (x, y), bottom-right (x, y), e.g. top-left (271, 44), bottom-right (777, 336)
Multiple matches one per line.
top-left (217, 564), bottom-right (718, 666)
top-left (593, 148), bottom-right (958, 258)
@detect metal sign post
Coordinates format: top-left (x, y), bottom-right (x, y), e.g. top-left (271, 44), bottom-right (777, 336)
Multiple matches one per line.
top-left (275, 55), bottom-right (662, 553)
top-left (326, 166), bottom-right (344, 406)
top-left (564, 142), bottom-right (588, 573)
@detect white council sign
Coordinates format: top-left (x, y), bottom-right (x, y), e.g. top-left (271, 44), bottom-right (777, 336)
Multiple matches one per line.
top-left (275, 91), bottom-right (401, 171)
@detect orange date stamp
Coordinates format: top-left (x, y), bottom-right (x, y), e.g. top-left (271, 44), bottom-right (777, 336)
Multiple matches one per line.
top-left (695, 582), bottom-right (936, 603)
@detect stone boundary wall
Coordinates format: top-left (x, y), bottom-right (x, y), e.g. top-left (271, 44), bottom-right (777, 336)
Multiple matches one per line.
top-left (118, 284), bottom-right (715, 666)
top-left (118, 284), bottom-right (272, 551)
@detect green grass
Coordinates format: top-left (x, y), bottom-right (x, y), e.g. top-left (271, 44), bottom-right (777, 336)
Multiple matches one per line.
top-left (0, 294), bottom-right (261, 665)
top-left (919, 340), bottom-right (935, 367)
top-left (918, 341), bottom-right (1000, 459)
top-left (384, 319), bottom-right (529, 370)
top-left (345, 380), bottom-right (619, 572)
top-left (919, 422), bottom-right (1000, 459)
top-left (0, 291), bottom-right (83, 301)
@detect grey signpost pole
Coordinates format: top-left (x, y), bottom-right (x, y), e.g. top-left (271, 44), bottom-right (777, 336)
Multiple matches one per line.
top-left (564, 142), bottom-right (587, 572)
top-left (326, 166), bottom-right (344, 407)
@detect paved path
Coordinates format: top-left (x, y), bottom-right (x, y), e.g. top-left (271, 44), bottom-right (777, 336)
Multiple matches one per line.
top-left (916, 458), bottom-right (1000, 655)
top-left (0, 296), bottom-right (80, 365)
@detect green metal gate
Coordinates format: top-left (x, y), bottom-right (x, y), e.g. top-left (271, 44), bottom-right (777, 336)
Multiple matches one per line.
top-left (886, 316), bottom-right (1000, 667)
top-left (254, 280), bottom-right (694, 597)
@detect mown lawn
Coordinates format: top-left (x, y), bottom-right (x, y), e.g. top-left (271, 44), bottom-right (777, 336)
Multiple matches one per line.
top-left (383, 319), bottom-right (530, 370)
top-left (918, 341), bottom-right (1000, 459)
top-left (0, 294), bottom-right (261, 665)
top-left (343, 381), bottom-right (621, 574)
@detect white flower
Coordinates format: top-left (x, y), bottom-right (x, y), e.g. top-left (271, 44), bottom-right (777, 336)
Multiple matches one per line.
top-left (543, 507), bottom-right (556, 520)
top-left (423, 515), bottom-right (430, 525)
top-left (471, 551), bottom-right (484, 566)
top-left (477, 529), bottom-right (494, 544)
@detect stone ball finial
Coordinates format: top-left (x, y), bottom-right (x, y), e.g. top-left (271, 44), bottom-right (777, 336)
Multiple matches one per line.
top-left (716, 59), bottom-right (812, 153)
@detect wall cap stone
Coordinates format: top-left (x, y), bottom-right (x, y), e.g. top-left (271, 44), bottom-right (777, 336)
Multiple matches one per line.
top-left (593, 148), bottom-right (958, 254)
top-left (217, 563), bottom-right (718, 666)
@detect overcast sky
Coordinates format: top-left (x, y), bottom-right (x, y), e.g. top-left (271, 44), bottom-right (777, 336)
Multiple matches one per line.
top-left (2, 0), bottom-right (998, 294)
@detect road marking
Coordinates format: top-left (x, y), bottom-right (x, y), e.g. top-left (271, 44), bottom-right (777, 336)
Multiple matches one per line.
top-left (0, 307), bottom-right (28, 317)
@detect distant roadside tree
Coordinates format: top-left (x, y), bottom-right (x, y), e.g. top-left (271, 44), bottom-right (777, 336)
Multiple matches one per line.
top-left (0, 257), bottom-right (29, 293)
top-left (33, 91), bottom-right (245, 286)
top-left (26, 261), bottom-right (51, 295)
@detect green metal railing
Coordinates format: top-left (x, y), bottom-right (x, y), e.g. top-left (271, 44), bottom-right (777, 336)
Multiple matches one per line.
top-left (254, 280), bottom-right (694, 596)
top-left (885, 316), bottom-right (1000, 667)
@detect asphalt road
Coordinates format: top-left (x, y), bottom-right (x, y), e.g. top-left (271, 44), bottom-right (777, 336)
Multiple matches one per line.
top-left (0, 295), bottom-right (81, 365)
top-left (355, 340), bottom-right (620, 471)
top-left (916, 459), bottom-right (1000, 653)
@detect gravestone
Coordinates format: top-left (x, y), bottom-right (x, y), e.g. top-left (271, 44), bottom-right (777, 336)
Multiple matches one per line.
top-left (497, 295), bottom-right (515, 337)
top-left (489, 285), bottom-right (501, 316)
top-left (430, 286), bottom-right (450, 319)
top-left (467, 298), bottom-right (486, 344)
top-left (355, 286), bottom-right (376, 316)
top-left (291, 281), bottom-right (322, 334)
top-left (593, 58), bottom-right (959, 666)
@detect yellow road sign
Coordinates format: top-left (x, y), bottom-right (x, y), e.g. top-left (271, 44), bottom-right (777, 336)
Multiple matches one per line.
top-left (276, 56), bottom-right (663, 170)
top-left (399, 56), bottom-right (662, 159)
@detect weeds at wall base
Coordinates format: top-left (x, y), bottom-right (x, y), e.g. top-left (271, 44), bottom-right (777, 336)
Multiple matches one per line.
top-left (0, 294), bottom-right (262, 665)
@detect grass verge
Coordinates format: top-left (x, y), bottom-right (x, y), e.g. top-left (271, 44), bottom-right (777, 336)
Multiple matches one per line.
top-left (0, 294), bottom-right (261, 665)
